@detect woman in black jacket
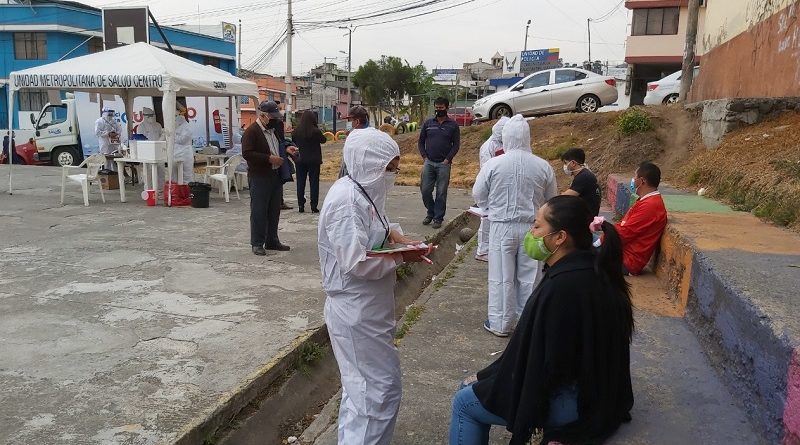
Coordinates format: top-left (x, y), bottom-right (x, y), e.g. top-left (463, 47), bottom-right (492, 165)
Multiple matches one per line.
top-left (449, 195), bottom-right (634, 445)
top-left (292, 110), bottom-right (327, 213)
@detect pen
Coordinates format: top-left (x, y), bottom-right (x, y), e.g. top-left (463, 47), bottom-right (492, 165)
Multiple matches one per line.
top-left (420, 255), bottom-right (433, 265)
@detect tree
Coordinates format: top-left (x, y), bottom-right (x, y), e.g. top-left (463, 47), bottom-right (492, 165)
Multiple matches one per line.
top-left (354, 56), bottom-right (434, 124)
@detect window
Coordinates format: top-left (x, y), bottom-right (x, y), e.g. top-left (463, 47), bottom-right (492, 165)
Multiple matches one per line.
top-left (37, 105), bottom-right (68, 129)
top-left (632, 8), bottom-right (679, 36)
top-left (554, 70), bottom-right (588, 84)
top-left (88, 37), bottom-right (104, 54)
top-left (203, 56), bottom-right (220, 68)
top-left (18, 90), bottom-right (48, 112)
top-left (520, 72), bottom-right (550, 90)
top-left (14, 32), bottom-right (47, 60)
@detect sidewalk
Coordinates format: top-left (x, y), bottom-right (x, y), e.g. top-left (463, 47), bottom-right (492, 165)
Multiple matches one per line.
top-left (0, 164), bottom-right (474, 445)
top-left (389, 233), bottom-right (762, 444)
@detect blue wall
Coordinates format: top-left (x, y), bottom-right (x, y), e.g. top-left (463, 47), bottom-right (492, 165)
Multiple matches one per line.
top-left (1, 2), bottom-right (236, 128)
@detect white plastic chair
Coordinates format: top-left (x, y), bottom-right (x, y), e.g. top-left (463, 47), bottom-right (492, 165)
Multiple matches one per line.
top-left (60, 153), bottom-right (106, 207)
top-left (204, 154), bottom-right (244, 202)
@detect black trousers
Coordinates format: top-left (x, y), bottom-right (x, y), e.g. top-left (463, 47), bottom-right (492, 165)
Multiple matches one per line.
top-left (249, 174), bottom-right (282, 247)
top-left (296, 162), bottom-right (321, 209)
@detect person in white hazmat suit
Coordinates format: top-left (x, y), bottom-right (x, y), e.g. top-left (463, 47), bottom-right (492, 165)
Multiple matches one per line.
top-left (318, 127), bottom-right (431, 445)
top-left (95, 107), bottom-right (122, 170)
top-left (473, 114), bottom-right (558, 337)
top-left (172, 103), bottom-right (194, 183)
top-left (475, 116), bottom-right (510, 262)
top-left (136, 107), bottom-right (164, 141)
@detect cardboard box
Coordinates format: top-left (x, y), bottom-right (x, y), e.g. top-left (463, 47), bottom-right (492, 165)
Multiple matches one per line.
top-left (99, 172), bottom-right (119, 190)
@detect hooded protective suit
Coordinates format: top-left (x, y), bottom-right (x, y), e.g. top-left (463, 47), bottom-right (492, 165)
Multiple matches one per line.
top-left (476, 117), bottom-right (510, 257)
top-left (95, 109), bottom-right (121, 170)
top-left (172, 110), bottom-right (194, 183)
top-left (136, 107), bottom-right (164, 141)
top-left (318, 127), bottom-right (403, 445)
top-left (473, 114), bottom-right (558, 334)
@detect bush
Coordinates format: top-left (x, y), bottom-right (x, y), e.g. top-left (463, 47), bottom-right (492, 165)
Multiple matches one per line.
top-left (616, 108), bottom-right (653, 135)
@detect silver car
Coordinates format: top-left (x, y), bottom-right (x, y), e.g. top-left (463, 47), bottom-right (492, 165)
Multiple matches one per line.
top-left (472, 68), bottom-right (619, 121)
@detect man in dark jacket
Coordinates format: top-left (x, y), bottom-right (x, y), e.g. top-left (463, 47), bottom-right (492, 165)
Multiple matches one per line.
top-left (418, 97), bottom-right (460, 229)
top-left (242, 101), bottom-right (296, 255)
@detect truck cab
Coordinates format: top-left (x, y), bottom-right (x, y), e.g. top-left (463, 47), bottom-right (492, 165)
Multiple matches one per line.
top-left (31, 96), bottom-right (83, 166)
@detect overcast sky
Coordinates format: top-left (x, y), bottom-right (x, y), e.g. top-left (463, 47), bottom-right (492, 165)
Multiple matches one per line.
top-left (85, 0), bottom-right (630, 75)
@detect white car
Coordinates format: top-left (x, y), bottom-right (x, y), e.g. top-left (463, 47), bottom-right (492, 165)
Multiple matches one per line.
top-left (472, 68), bottom-right (619, 121)
top-left (643, 67), bottom-right (700, 105)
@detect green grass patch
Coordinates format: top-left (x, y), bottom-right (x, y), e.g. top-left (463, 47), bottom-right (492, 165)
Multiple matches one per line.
top-left (616, 108), bottom-right (653, 135)
top-left (294, 341), bottom-right (326, 376)
top-left (538, 136), bottom-right (579, 161)
top-left (395, 305), bottom-right (425, 340)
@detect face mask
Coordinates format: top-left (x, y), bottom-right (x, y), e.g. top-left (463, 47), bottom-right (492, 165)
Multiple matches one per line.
top-left (523, 231), bottom-right (560, 261)
top-left (563, 164), bottom-right (571, 175)
top-left (435, 110), bottom-right (447, 118)
top-left (384, 171), bottom-right (397, 189)
top-left (362, 119), bottom-right (369, 128)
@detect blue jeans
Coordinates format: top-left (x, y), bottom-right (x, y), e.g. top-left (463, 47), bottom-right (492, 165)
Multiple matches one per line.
top-left (448, 383), bottom-right (579, 445)
top-left (420, 159), bottom-right (451, 222)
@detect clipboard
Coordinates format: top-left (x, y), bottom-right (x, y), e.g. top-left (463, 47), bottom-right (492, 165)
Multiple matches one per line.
top-left (468, 207), bottom-right (487, 217)
top-left (367, 243), bottom-right (430, 255)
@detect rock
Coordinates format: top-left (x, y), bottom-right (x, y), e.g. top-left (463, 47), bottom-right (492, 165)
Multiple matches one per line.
top-left (459, 227), bottom-right (475, 243)
top-left (287, 436), bottom-right (297, 443)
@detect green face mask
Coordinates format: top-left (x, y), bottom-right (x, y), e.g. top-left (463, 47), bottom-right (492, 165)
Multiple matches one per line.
top-left (523, 231), bottom-right (558, 261)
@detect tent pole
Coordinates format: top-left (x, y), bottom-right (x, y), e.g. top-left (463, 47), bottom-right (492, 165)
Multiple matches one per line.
top-left (162, 92), bottom-right (176, 207)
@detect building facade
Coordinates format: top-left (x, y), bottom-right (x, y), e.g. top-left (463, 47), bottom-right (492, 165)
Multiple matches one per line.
top-left (624, 0), bottom-right (707, 105)
top-left (690, 0), bottom-right (800, 101)
top-left (238, 72), bottom-right (297, 127)
top-left (0, 0), bottom-right (236, 128)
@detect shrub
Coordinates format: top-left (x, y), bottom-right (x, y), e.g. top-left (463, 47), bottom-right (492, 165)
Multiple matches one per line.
top-left (616, 108), bottom-right (653, 135)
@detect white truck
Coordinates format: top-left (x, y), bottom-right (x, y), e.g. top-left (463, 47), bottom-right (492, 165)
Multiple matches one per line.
top-left (21, 93), bottom-right (237, 166)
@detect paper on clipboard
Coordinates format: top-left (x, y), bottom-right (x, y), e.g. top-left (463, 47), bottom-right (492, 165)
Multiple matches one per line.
top-left (367, 243), bottom-right (430, 255)
top-left (468, 207), bottom-right (487, 217)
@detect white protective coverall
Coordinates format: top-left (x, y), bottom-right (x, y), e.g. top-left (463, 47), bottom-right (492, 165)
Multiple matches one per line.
top-left (476, 116), bottom-right (510, 257)
top-left (318, 127), bottom-right (403, 445)
top-left (95, 110), bottom-right (121, 170)
top-left (136, 107), bottom-right (164, 141)
top-left (473, 114), bottom-right (558, 334)
top-left (172, 111), bottom-right (194, 183)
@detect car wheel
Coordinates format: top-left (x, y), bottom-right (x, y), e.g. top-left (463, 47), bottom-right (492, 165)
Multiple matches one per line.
top-left (577, 95), bottom-right (600, 113)
top-left (663, 94), bottom-right (679, 105)
top-left (491, 104), bottom-right (512, 119)
top-left (52, 147), bottom-right (80, 167)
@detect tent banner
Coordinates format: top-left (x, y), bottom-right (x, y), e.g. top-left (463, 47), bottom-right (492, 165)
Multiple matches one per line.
top-left (12, 74), bottom-right (164, 90)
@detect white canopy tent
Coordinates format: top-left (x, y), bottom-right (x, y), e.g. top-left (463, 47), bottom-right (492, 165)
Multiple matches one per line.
top-left (6, 42), bottom-right (258, 204)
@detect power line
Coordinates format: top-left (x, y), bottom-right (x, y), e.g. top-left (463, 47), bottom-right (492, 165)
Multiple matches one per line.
top-left (591, 0), bottom-right (625, 23)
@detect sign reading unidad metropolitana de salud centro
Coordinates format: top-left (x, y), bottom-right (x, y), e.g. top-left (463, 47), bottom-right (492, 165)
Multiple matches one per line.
top-left (12, 74), bottom-right (165, 89)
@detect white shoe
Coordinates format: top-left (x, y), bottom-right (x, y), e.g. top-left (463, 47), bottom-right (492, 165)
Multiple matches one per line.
top-left (474, 254), bottom-right (488, 262)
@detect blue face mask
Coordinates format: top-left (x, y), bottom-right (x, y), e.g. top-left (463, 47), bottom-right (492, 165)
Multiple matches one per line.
top-left (362, 119), bottom-right (369, 128)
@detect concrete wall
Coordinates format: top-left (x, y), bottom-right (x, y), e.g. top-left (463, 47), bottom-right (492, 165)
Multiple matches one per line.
top-left (687, 97), bottom-right (800, 148)
top-left (691, 1), bottom-right (800, 101)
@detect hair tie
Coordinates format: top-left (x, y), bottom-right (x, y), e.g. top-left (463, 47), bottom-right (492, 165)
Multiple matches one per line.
top-left (590, 216), bottom-right (605, 232)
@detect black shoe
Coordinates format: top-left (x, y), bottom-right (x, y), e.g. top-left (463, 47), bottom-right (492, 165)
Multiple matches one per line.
top-left (422, 216), bottom-right (433, 225)
top-left (281, 203), bottom-right (293, 210)
top-left (432, 220), bottom-right (443, 229)
top-left (299, 206), bottom-right (305, 213)
top-left (252, 246), bottom-right (267, 256)
top-left (266, 243), bottom-right (291, 251)
top-left (311, 207), bottom-right (319, 213)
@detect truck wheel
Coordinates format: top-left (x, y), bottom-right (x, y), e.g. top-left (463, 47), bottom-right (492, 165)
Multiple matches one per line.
top-left (52, 147), bottom-right (80, 166)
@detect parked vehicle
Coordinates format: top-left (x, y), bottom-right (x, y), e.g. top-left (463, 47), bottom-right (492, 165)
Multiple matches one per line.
top-left (472, 68), bottom-right (618, 121)
top-left (643, 67), bottom-right (701, 105)
top-left (448, 107), bottom-right (474, 126)
top-left (1, 136), bottom-right (44, 166)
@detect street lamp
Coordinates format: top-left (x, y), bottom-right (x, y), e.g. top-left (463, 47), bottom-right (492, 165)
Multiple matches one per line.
top-left (524, 19), bottom-right (531, 51)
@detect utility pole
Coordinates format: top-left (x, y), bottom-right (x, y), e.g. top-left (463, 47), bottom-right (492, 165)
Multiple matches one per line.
top-left (237, 19), bottom-right (242, 74)
top-left (587, 18), bottom-right (592, 68)
top-left (285, 0), bottom-right (293, 121)
top-left (679, 0), bottom-right (701, 102)
top-left (524, 19), bottom-right (531, 51)
top-left (346, 27), bottom-right (352, 113)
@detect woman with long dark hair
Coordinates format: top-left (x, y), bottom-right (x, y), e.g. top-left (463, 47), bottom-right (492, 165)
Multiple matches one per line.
top-left (292, 110), bottom-right (327, 213)
top-left (449, 195), bottom-right (634, 445)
